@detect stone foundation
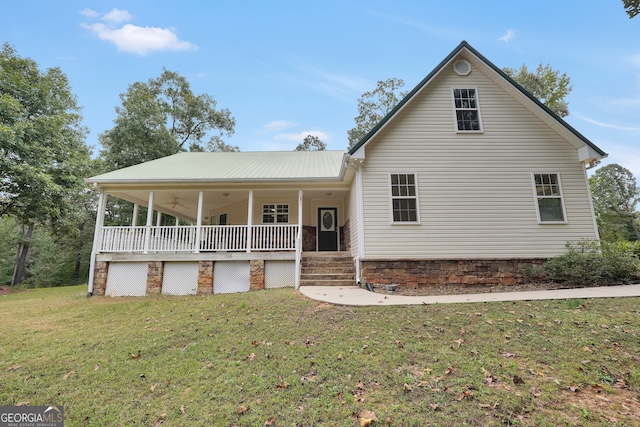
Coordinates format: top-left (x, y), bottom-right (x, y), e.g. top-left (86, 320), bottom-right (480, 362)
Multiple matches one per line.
top-left (302, 226), bottom-right (316, 251)
top-left (146, 261), bottom-right (163, 294)
top-left (250, 260), bottom-right (265, 290)
top-left (92, 261), bottom-right (109, 295)
top-left (360, 259), bottom-right (546, 289)
top-left (198, 261), bottom-right (214, 294)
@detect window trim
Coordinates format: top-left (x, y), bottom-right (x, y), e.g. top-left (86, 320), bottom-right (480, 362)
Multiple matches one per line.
top-left (451, 87), bottom-right (483, 133)
top-left (261, 203), bottom-right (290, 224)
top-left (388, 172), bottom-right (421, 225)
top-left (531, 172), bottom-right (567, 224)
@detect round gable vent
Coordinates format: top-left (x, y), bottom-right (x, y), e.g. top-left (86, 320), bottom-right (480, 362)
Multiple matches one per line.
top-left (453, 59), bottom-right (472, 76)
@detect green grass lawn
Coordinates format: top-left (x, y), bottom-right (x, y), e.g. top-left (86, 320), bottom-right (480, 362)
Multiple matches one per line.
top-left (1, 286), bottom-right (639, 426)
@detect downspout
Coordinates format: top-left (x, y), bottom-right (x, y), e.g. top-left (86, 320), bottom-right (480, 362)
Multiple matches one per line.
top-left (87, 189), bottom-right (106, 297)
top-left (295, 190), bottom-right (303, 289)
top-left (355, 159), bottom-right (366, 283)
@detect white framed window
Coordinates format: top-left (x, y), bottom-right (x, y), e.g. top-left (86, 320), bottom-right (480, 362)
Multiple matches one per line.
top-left (452, 88), bottom-right (482, 132)
top-left (389, 173), bottom-right (420, 223)
top-left (209, 213), bottom-right (228, 225)
top-left (532, 173), bottom-right (566, 223)
top-left (262, 204), bottom-right (289, 224)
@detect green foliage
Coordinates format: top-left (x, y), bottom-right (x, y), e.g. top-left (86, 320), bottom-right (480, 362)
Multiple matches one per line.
top-left (545, 240), bottom-right (640, 286)
top-left (589, 163), bottom-right (640, 242)
top-left (503, 63), bottom-right (572, 117)
top-left (99, 68), bottom-right (235, 171)
top-left (295, 134), bottom-right (326, 151)
top-left (347, 78), bottom-right (408, 149)
top-left (623, 0), bottom-right (640, 18)
top-left (0, 43), bottom-right (91, 234)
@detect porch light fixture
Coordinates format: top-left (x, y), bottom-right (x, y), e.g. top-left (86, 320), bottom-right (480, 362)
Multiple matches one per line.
top-left (222, 192), bottom-right (230, 197)
top-left (326, 192), bottom-right (332, 196)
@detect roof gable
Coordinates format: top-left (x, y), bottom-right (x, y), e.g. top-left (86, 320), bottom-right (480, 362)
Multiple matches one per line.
top-left (348, 41), bottom-right (606, 163)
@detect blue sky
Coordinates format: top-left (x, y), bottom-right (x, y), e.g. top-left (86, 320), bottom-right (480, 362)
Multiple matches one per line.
top-left (2, 1), bottom-right (639, 176)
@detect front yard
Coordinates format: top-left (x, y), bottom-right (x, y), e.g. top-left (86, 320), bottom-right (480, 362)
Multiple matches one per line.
top-left (1, 286), bottom-right (639, 426)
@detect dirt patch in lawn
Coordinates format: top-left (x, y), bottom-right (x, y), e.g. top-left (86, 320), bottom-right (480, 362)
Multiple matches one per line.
top-left (0, 286), bottom-right (11, 296)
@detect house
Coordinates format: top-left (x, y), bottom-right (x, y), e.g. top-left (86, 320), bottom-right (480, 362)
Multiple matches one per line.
top-left (85, 41), bottom-right (606, 297)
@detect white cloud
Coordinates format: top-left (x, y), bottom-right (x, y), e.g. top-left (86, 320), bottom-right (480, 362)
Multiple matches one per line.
top-left (274, 130), bottom-right (330, 141)
top-left (102, 8), bottom-right (132, 25)
top-left (263, 120), bottom-right (297, 132)
top-left (575, 113), bottom-right (640, 132)
top-left (81, 9), bottom-right (196, 55)
top-left (80, 8), bottom-right (99, 18)
top-left (82, 22), bottom-right (196, 55)
top-left (498, 29), bottom-right (516, 42)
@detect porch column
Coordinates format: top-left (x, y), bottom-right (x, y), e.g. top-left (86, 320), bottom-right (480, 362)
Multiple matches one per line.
top-left (156, 211), bottom-right (162, 227)
top-left (195, 191), bottom-right (203, 254)
top-left (131, 203), bottom-right (139, 226)
top-left (143, 191), bottom-right (154, 254)
top-left (87, 190), bottom-right (107, 296)
top-left (130, 203), bottom-right (139, 252)
top-left (295, 190), bottom-right (303, 289)
top-left (246, 190), bottom-right (253, 253)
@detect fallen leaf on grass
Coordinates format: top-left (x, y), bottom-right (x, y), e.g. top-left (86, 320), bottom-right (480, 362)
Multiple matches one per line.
top-left (93, 364), bottom-right (100, 371)
top-left (275, 379), bottom-right (290, 389)
top-left (7, 365), bottom-right (21, 371)
top-left (63, 371), bottom-right (74, 380)
top-left (301, 375), bottom-right (318, 383)
top-left (264, 417), bottom-right (275, 425)
top-left (247, 353), bottom-right (256, 361)
top-left (150, 383), bottom-right (158, 392)
top-left (359, 410), bottom-right (378, 426)
top-left (512, 375), bottom-right (525, 385)
top-left (16, 402), bottom-right (30, 406)
top-left (404, 383), bottom-right (413, 392)
top-left (130, 350), bottom-right (141, 359)
top-left (429, 403), bottom-right (439, 410)
top-left (237, 405), bottom-right (250, 415)
top-left (179, 405), bottom-right (186, 414)
top-left (252, 340), bottom-right (260, 347)
top-left (479, 402), bottom-right (499, 409)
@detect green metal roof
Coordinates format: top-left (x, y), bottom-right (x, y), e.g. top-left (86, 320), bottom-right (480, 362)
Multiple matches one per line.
top-left (348, 40), bottom-right (607, 159)
top-left (87, 150), bottom-right (349, 184)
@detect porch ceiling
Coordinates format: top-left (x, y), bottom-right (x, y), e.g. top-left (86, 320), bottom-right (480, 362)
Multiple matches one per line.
top-left (107, 187), bottom-right (349, 222)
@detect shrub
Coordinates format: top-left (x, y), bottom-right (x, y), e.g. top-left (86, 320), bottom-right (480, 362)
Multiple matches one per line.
top-left (544, 240), bottom-right (640, 286)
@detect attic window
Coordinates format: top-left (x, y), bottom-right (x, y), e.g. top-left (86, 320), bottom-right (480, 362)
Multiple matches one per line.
top-left (453, 59), bottom-right (471, 76)
top-left (452, 88), bottom-right (482, 132)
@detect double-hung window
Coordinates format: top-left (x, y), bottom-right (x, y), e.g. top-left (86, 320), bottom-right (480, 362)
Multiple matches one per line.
top-left (262, 204), bottom-right (289, 224)
top-left (532, 173), bottom-right (566, 223)
top-left (452, 88), bottom-right (482, 132)
top-left (390, 173), bottom-right (419, 223)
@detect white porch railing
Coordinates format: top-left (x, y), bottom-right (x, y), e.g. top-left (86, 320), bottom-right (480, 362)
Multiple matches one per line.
top-left (99, 224), bottom-right (298, 253)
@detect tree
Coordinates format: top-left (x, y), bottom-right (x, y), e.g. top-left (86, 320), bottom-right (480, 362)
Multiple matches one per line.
top-left (295, 135), bottom-right (326, 151)
top-left (347, 78), bottom-right (408, 149)
top-left (99, 68), bottom-right (235, 170)
top-left (0, 43), bottom-right (91, 285)
top-left (207, 136), bottom-right (240, 152)
top-left (589, 163), bottom-right (640, 242)
top-left (623, 0), bottom-right (640, 18)
top-left (503, 64), bottom-right (572, 117)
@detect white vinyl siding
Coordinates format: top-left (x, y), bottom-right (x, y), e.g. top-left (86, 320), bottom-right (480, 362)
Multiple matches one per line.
top-left (358, 54), bottom-right (598, 259)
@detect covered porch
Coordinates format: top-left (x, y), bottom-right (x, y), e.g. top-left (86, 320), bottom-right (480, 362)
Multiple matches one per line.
top-left (87, 185), bottom-right (352, 296)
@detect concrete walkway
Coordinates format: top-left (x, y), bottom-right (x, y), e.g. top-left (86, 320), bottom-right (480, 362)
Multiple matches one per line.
top-left (298, 284), bottom-right (640, 306)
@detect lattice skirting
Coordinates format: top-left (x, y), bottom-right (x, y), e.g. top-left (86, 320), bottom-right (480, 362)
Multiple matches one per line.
top-left (105, 262), bottom-right (148, 297)
top-left (214, 261), bottom-right (251, 294)
top-left (265, 260), bottom-right (295, 289)
top-left (162, 262), bottom-right (199, 295)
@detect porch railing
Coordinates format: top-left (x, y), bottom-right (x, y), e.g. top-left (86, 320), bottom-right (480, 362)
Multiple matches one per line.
top-left (99, 224), bottom-right (298, 253)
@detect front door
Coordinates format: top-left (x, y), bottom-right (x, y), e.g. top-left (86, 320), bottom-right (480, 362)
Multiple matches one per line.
top-left (317, 208), bottom-right (338, 251)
